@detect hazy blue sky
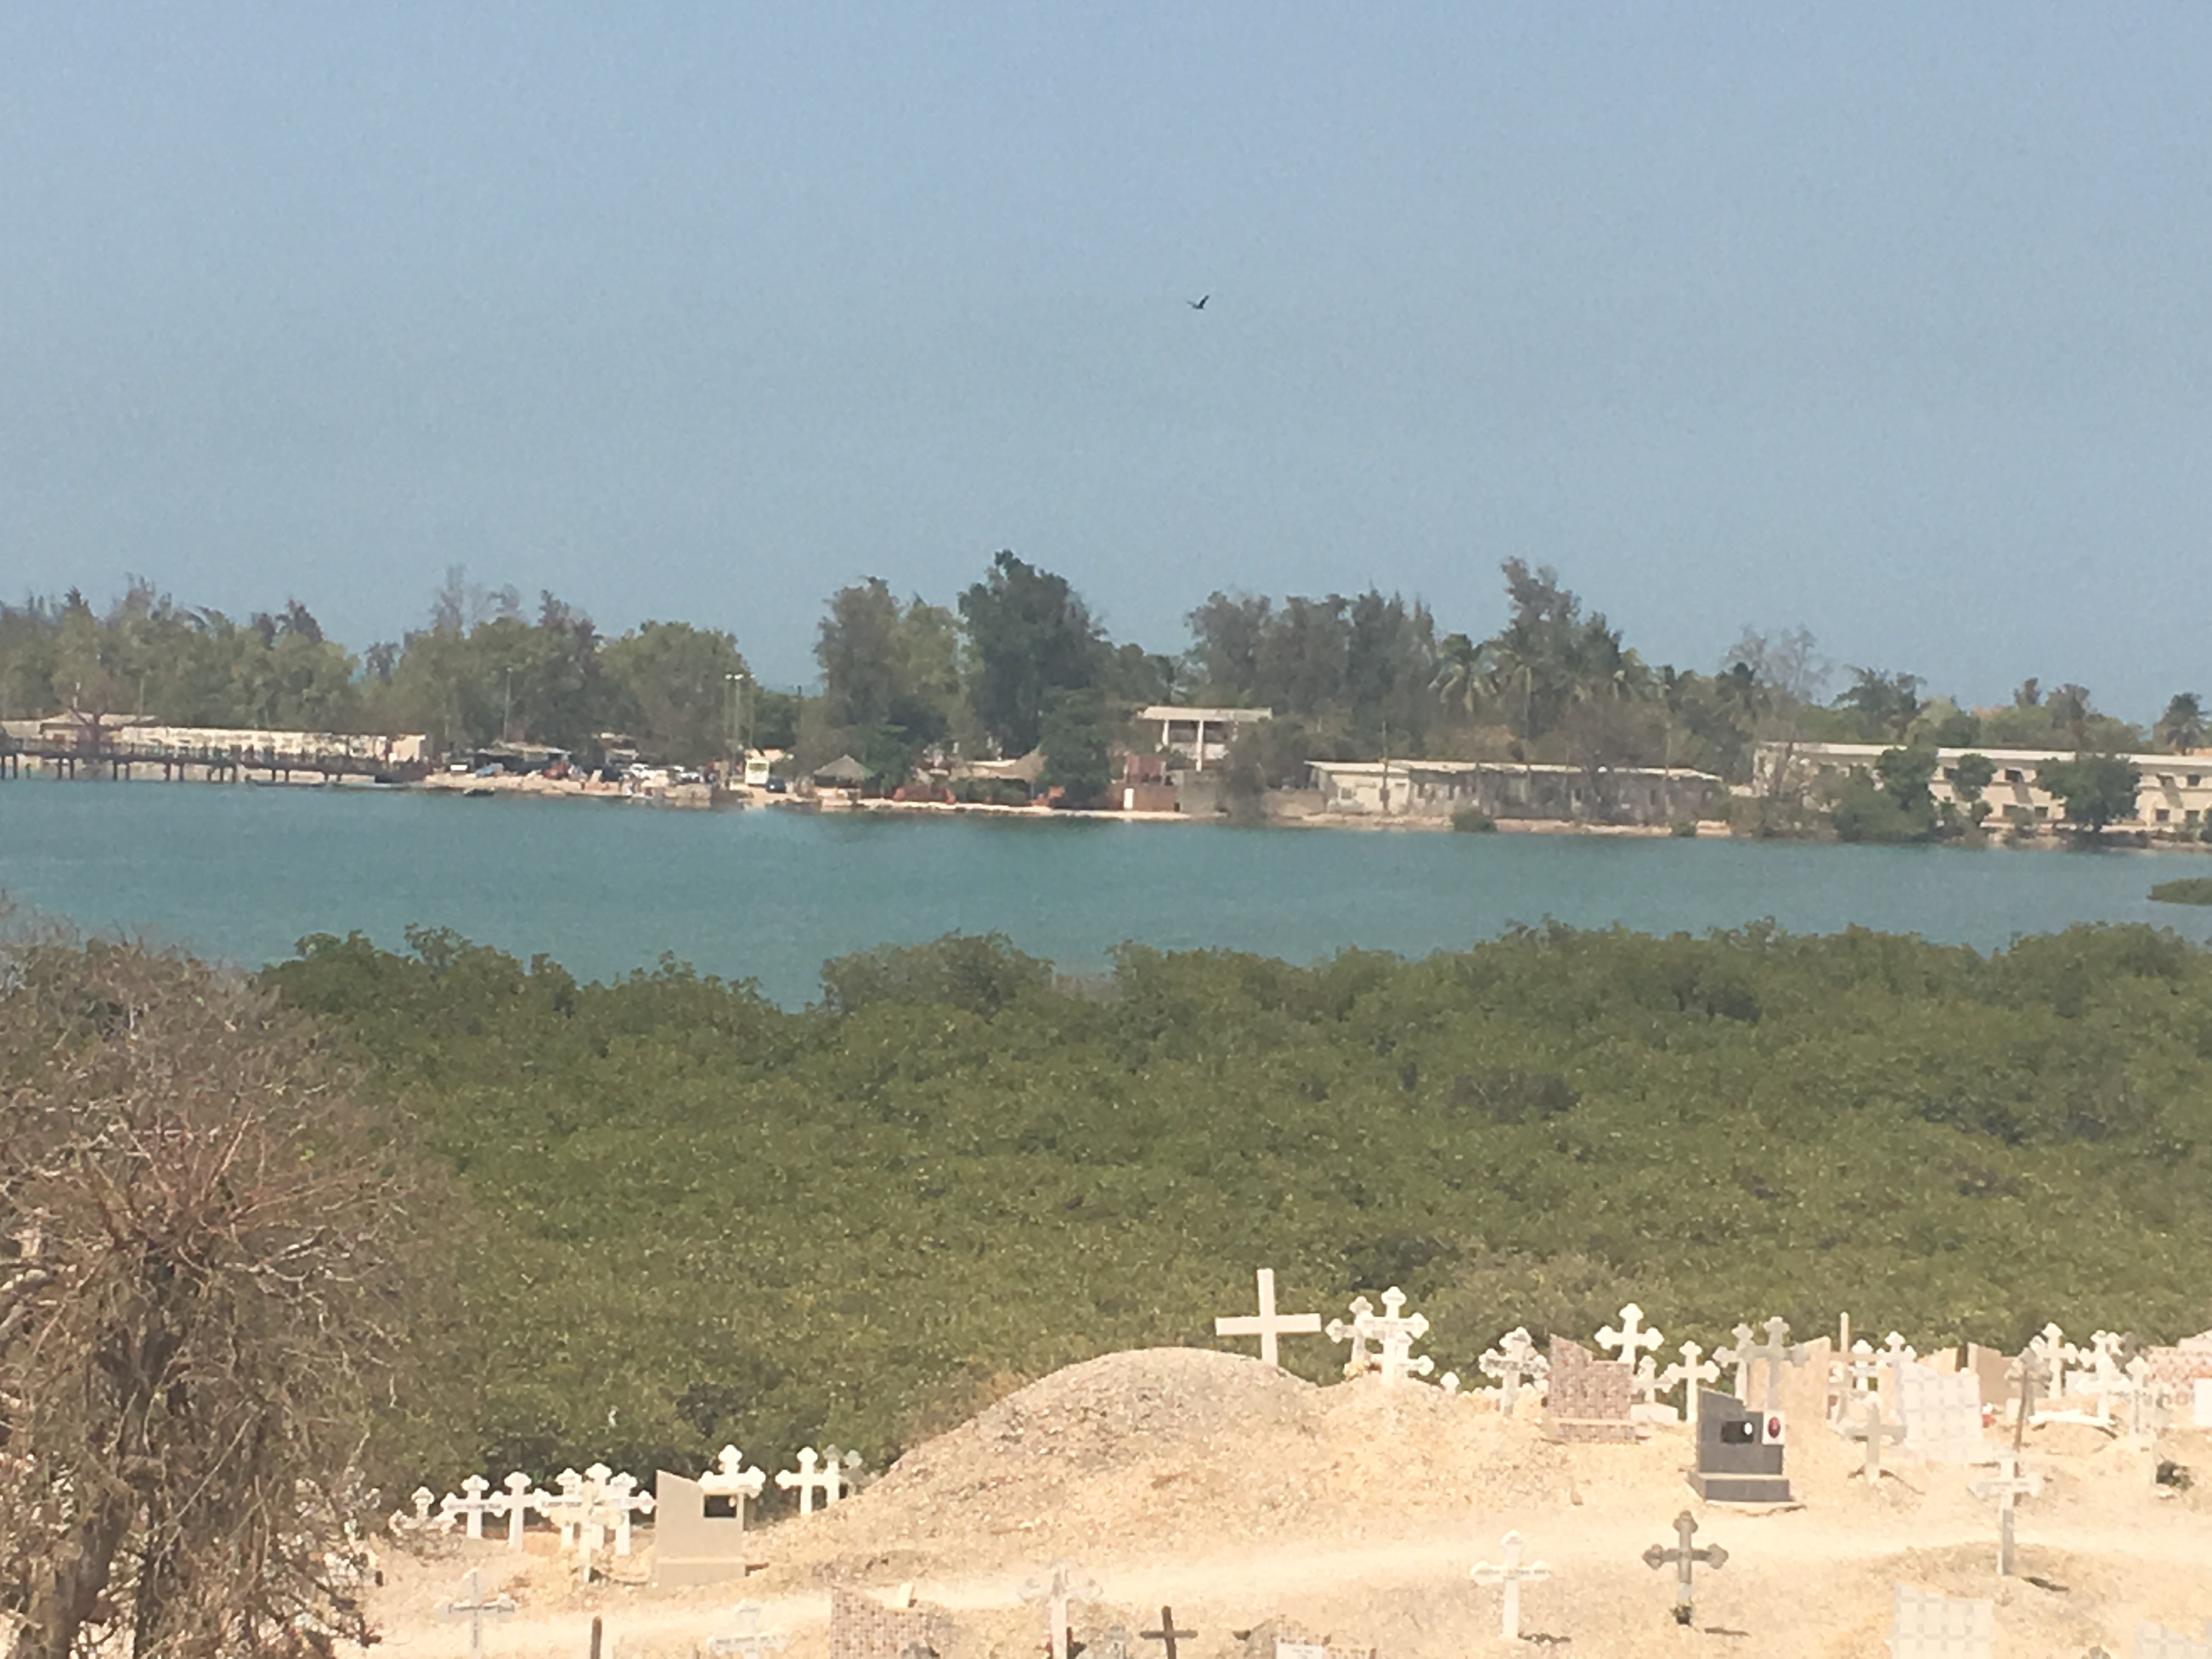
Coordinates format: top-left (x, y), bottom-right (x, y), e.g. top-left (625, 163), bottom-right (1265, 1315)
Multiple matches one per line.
top-left (3, 5), bottom-right (2207, 709)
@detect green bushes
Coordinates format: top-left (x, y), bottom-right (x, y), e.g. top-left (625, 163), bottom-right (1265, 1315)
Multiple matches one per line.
top-left (2151, 876), bottom-right (2212, 905)
top-left (1450, 806), bottom-right (1497, 832)
top-left (262, 921), bottom-right (2212, 1486)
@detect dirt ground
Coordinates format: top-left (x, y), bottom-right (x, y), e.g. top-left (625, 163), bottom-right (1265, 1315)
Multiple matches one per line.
top-left (367, 1348), bottom-right (2212, 1659)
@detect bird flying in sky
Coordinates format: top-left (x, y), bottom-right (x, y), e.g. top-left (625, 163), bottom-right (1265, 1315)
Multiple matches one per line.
top-left (1187, 295), bottom-right (1209, 310)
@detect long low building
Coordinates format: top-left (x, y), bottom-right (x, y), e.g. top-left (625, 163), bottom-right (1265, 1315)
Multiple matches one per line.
top-left (3, 715), bottom-right (430, 774)
top-left (1753, 740), bottom-right (2212, 831)
top-left (1308, 759), bottom-right (1724, 824)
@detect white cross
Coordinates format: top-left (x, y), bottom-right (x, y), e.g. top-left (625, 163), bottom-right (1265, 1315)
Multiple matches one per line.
top-left (1215, 1268), bottom-right (1323, 1368)
top-left (1596, 1303), bottom-right (1663, 1370)
top-left (1881, 1331), bottom-right (1918, 1370)
top-left (2028, 1324), bottom-right (2079, 1401)
top-left (1364, 1288), bottom-right (1434, 1387)
top-left (494, 1472), bottom-right (540, 1550)
top-left (1739, 1317), bottom-right (1810, 1413)
top-left (1020, 1560), bottom-right (1101, 1659)
top-left (1469, 1530), bottom-right (1550, 1640)
top-left (1713, 1324), bottom-right (1756, 1398)
top-left (2083, 1341), bottom-right (2135, 1425)
top-left (1631, 1354), bottom-right (1663, 1407)
top-left (707, 1601), bottom-right (791, 1659)
top-left (702, 1445), bottom-right (769, 1527)
top-left (1660, 1340), bottom-right (1720, 1426)
top-left (1847, 1396), bottom-right (1907, 1481)
top-left (1326, 1296), bottom-right (1377, 1378)
top-left (776, 1446), bottom-right (860, 1515)
top-left (441, 1474), bottom-right (501, 1541)
top-left (390, 1486), bottom-right (453, 1538)
top-left (434, 1567), bottom-right (516, 1658)
top-left (604, 1471), bottom-right (655, 1556)
top-left (543, 1469), bottom-right (586, 1551)
top-left (1479, 1327), bottom-right (1548, 1415)
top-left (1968, 1452), bottom-right (2044, 1577)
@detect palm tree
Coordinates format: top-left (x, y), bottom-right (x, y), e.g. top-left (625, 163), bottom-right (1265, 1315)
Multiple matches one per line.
top-left (1430, 633), bottom-right (1489, 716)
top-left (2157, 692), bottom-right (2205, 754)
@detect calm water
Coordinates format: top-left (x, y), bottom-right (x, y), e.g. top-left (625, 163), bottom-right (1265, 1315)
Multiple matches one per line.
top-left (4, 781), bottom-right (2209, 1004)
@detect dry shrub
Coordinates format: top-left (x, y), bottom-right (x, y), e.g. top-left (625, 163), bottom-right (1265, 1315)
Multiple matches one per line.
top-left (0, 935), bottom-right (428, 1659)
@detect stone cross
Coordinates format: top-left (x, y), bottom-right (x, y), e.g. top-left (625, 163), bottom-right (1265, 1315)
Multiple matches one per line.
top-left (1215, 1268), bottom-right (1323, 1368)
top-left (702, 1444), bottom-right (770, 1527)
top-left (1838, 1339), bottom-right (1882, 1409)
top-left (706, 1601), bottom-right (791, 1659)
top-left (1630, 1354), bottom-right (1663, 1408)
top-left (1847, 1395), bottom-right (1908, 1481)
top-left (1881, 1331), bottom-right (1917, 1370)
top-left (1968, 1451), bottom-right (2044, 1576)
top-left (1366, 1288), bottom-right (1434, 1387)
top-left (1596, 1303), bottom-right (1663, 1370)
top-left (441, 1474), bottom-right (501, 1541)
top-left (545, 1469), bottom-right (587, 1550)
top-left (433, 1567), bottom-right (517, 1659)
top-left (1470, 1529), bottom-right (1551, 1640)
top-left (775, 1446), bottom-right (859, 1515)
top-left (2028, 1324), bottom-right (2079, 1401)
top-left (2083, 1333), bottom-right (2134, 1423)
top-left (2007, 1349), bottom-right (2052, 1437)
top-left (1479, 1327), bottom-right (1548, 1415)
top-left (1714, 1324), bottom-right (1756, 1398)
top-left (604, 1471), bottom-right (655, 1556)
top-left (1326, 1296), bottom-right (1376, 1378)
top-left (1020, 1560), bottom-right (1100, 1659)
top-left (1140, 1606), bottom-right (1195, 1659)
top-left (1660, 1341), bottom-right (1721, 1427)
top-left (1642, 1509), bottom-right (1726, 1627)
top-left (1739, 1317), bottom-right (1810, 1414)
top-left (390, 1487), bottom-right (452, 1538)
top-left (494, 1472), bottom-right (540, 1550)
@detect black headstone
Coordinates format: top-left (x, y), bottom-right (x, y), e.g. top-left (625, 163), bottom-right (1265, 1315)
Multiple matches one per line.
top-left (1686, 1390), bottom-right (1791, 1503)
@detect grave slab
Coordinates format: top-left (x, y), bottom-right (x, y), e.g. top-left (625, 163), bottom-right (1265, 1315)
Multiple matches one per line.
top-left (1688, 1389), bottom-right (1789, 1503)
top-left (1889, 1583), bottom-right (1991, 1659)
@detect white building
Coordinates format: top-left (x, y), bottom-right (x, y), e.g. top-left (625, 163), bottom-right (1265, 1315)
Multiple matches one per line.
top-left (1753, 740), bottom-right (2212, 832)
top-left (1137, 706), bottom-right (1273, 770)
top-left (1309, 759), bottom-right (1723, 824)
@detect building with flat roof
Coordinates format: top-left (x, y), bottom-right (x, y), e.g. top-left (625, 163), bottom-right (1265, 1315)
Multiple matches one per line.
top-left (1309, 759), bottom-right (1722, 825)
top-left (1137, 706), bottom-right (1272, 770)
top-left (1753, 740), bottom-right (2212, 832)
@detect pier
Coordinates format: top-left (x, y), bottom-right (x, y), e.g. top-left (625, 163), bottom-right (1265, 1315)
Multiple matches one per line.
top-left (0, 722), bottom-right (431, 785)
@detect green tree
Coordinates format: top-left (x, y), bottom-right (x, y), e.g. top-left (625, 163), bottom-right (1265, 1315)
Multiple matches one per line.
top-left (1876, 745), bottom-right (1939, 812)
top-left (958, 552), bottom-right (1102, 755)
top-left (2036, 754), bottom-right (2142, 834)
top-left (1949, 752), bottom-right (1997, 825)
top-left (602, 621), bottom-right (750, 765)
top-left (2157, 692), bottom-right (2205, 754)
top-left (1037, 687), bottom-right (1112, 804)
top-left (1835, 667), bottom-right (1923, 743)
top-left (1431, 633), bottom-right (1487, 715)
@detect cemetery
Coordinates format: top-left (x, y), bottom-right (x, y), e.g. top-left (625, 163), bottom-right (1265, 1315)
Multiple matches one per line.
top-left (364, 1286), bottom-right (2212, 1659)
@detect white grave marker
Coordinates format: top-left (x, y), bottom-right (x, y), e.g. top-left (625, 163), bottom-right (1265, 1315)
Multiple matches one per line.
top-left (604, 1471), bottom-right (655, 1556)
top-left (434, 1567), bottom-right (517, 1659)
top-left (1365, 1288), bottom-right (1434, 1387)
top-left (1020, 1560), bottom-right (1101, 1659)
top-left (1968, 1452), bottom-right (2044, 1576)
top-left (440, 1474), bottom-right (501, 1541)
top-left (1889, 1583), bottom-right (1991, 1659)
top-left (1479, 1327), bottom-right (1548, 1415)
top-left (390, 1487), bottom-right (453, 1539)
top-left (775, 1446), bottom-right (861, 1515)
top-left (702, 1445), bottom-right (770, 1527)
top-left (707, 1602), bottom-right (792, 1659)
top-left (1846, 1395), bottom-right (1906, 1481)
top-left (1660, 1340), bottom-right (1720, 1427)
top-left (1896, 1359), bottom-right (1985, 1465)
top-left (1215, 1268), bottom-right (1323, 1368)
top-left (1469, 1530), bottom-right (1550, 1640)
top-left (1326, 1296), bottom-right (1376, 1379)
top-left (494, 1472), bottom-right (541, 1550)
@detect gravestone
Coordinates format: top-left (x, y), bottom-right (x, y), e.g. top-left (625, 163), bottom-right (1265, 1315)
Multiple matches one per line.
top-left (827, 1588), bottom-right (956, 1659)
top-left (441, 1475), bottom-right (501, 1541)
top-left (1020, 1560), bottom-right (1100, 1659)
top-left (1140, 1607), bottom-right (1196, 1659)
top-left (1688, 1390), bottom-right (1789, 1503)
top-left (1896, 1358), bottom-right (1985, 1464)
top-left (1478, 1327), bottom-right (1548, 1415)
top-left (1846, 1395), bottom-right (1906, 1481)
top-left (1660, 1340), bottom-right (1720, 1427)
top-left (1889, 1583), bottom-right (1991, 1658)
top-left (1545, 1336), bottom-right (1636, 1443)
top-left (494, 1472), bottom-right (541, 1550)
top-left (701, 1446), bottom-right (770, 1523)
top-left (707, 1602), bottom-right (791, 1659)
top-left (1965, 1344), bottom-right (2015, 1413)
top-left (1090, 1628), bottom-right (1133, 1659)
top-left (1831, 1338), bottom-right (1881, 1426)
top-left (433, 1567), bottom-right (517, 1659)
top-left (1968, 1452), bottom-right (2043, 1576)
top-left (654, 1471), bottom-right (758, 1588)
top-left (1595, 1303), bottom-right (1662, 1371)
top-left (1642, 1510), bottom-right (1725, 1627)
top-left (389, 1486), bottom-right (453, 1539)
top-left (1324, 1286), bottom-right (1432, 1387)
top-left (2141, 1343), bottom-right (2212, 1429)
top-left (2028, 1324), bottom-right (2081, 1404)
top-left (776, 1446), bottom-right (860, 1515)
top-left (2134, 1619), bottom-right (2212, 1659)
top-left (1215, 1268), bottom-right (1323, 1368)
top-left (604, 1471), bottom-right (654, 1555)
top-left (1469, 1530), bottom-right (1550, 1641)
top-left (1325, 1297), bottom-right (1377, 1379)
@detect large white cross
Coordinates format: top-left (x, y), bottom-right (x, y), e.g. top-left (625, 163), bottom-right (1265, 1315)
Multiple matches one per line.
top-left (440, 1474), bottom-right (501, 1541)
top-left (1741, 1317), bottom-right (1810, 1413)
top-left (434, 1567), bottom-right (517, 1659)
top-left (1479, 1327), bottom-right (1548, 1416)
top-left (1596, 1303), bottom-right (1662, 1370)
top-left (706, 1601), bottom-right (791, 1659)
top-left (2027, 1324), bottom-right (2079, 1401)
top-left (1968, 1452), bottom-right (2044, 1576)
top-left (1714, 1324), bottom-right (1756, 1398)
top-left (1214, 1268), bottom-right (1323, 1368)
top-left (493, 1472), bottom-right (541, 1550)
top-left (604, 1471), bottom-right (655, 1556)
top-left (1469, 1530), bottom-right (1550, 1640)
top-left (702, 1445), bottom-right (770, 1527)
top-left (1847, 1396), bottom-right (1907, 1481)
top-left (1021, 1560), bottom-right (1101, 1659)
top-left (1660, 1340), bottom-right (1720, 1427)
top-left (1325, 1296), bottom-right (1376, 1378)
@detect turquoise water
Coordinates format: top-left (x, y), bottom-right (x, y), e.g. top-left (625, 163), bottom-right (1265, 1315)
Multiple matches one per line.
top-left (4, 781), bottom-right (2210, 1004)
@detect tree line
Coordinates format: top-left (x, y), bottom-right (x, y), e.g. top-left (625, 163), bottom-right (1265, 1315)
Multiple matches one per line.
top-left (3, 560), bottom-right (2202, 793)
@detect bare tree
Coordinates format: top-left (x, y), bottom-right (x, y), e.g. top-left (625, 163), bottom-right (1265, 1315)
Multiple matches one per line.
top-left (0, 937), bottom-right (428, 1659)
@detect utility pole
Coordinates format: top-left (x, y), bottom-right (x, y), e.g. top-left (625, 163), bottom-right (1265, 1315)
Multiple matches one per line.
top-left (502, 668), bottom-right (514, 743)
